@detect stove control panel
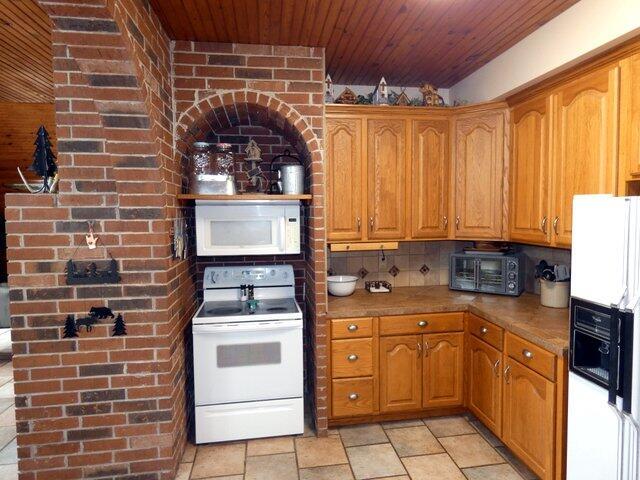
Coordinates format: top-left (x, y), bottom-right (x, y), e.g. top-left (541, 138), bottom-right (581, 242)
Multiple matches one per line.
top-left (204, 265), bottom-right (294, 290)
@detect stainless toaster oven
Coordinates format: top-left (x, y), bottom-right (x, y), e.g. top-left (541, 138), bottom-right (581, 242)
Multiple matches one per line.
top-left (449, 252), bottom-right (525, 296)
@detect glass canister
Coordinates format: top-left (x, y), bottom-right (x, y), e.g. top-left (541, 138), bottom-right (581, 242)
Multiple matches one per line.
top-left (189, 142), bottom-right (237, 195)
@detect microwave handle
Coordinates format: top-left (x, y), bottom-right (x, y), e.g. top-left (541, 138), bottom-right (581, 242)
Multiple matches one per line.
top-left (474, 259), bottom-right (480, 290)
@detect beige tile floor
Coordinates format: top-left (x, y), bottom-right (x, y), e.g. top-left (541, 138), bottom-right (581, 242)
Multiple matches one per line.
top-left (179, 414), bottom-right (539, 480)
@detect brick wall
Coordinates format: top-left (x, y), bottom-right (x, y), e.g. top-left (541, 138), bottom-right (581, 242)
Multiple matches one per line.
top-left (6, 1), bottom-right (196, 479)
top-left (172, 42), bottom-right (329, 432)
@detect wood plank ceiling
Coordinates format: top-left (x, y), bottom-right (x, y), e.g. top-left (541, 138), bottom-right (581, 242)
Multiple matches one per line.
top-left (0, 0), bottom-right (53, 103)
top-left (149, 0), bottom-right (579, 87)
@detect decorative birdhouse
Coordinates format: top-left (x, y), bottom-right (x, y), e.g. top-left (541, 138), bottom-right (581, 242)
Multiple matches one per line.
top-left (374, 77), bottom-right (389, 105)
top-left (394, 88), bottom-right (411, 106)
top-left (244, 139), bottom-right (262, 161)
top-left (419, 83), bottom-right (445, 107)
top-left (335, 87), bottom-right (357, 105)
top-left (324, 74), bottom-right (334, 103)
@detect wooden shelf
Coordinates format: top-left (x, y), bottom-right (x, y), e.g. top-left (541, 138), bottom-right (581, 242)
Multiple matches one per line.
top-left (177, 193), bottom-right (313, 201)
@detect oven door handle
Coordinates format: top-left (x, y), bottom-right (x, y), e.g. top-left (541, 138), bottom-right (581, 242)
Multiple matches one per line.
top-left (193, 320), bottom-right (302, 334)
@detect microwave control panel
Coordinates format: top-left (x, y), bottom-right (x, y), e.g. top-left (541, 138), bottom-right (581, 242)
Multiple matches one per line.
top-left (285, 217), bottom-right (301, 253)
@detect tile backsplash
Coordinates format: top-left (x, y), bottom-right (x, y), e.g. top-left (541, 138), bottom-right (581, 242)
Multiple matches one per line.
top-left (328, 241), bottom-right (471, 289)
top-left (328, 241), bottom-right (572, 294)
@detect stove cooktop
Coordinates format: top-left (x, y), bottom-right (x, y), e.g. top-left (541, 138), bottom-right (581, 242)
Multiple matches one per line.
top-left (195, 297), bottom-right (301, 322)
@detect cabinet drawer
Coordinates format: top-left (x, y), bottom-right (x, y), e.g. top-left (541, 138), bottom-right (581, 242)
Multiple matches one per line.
top-left (331, 317), bottom-right (374, 339)
top-left (331, 339), bottom-right (373, 378)
top-left (379, 312), bottom-right (464, 336)
top-left (332, 378), bottom-right (374, 417)
top-left (505, 332), bottom-right (556, 382)
top-left (468, 313), bottom-right (504, 350)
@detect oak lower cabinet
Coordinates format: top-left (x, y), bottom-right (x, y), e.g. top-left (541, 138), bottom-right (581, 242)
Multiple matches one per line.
top-left (379, 335), bottom-right (422, 412)
top-left (422, 332), bottom-right (464, 408)
top-left (502, 357), bottom-right (556, 480)
top-left (467, 334), bottom-right (502, 436)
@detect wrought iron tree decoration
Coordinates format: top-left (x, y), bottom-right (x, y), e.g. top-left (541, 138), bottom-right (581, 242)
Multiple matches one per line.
top-left (17, 125), bottom-right (59, 193)
top-left (112, 314), bottom-right (127, 336)
top-left (62, 315), bottom-right (79, 338)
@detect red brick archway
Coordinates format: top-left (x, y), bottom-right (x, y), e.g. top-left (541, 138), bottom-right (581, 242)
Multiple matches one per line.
top-left (174, 89), bottom-right (329, 433)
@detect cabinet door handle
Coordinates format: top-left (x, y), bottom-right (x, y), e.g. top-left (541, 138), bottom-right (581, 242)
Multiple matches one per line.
top-left (349, 393), bottom-right (359, 400)
top-left (417, 320), bottom-right (428, 327)
top-left (424, 341), bottom-right (429, 356)
top-left (417, 342), bottom-right (422, 355)
top-left (443, 216), bottom-right (448, 229)
top-left (356, 217), bottom-right (361, 232)
top-left (480, 326), bottom-right (488, 335)
top-left (493, 359), bottom-right (500, 377)
top-left (347, 354), bottom-right (358, 362)
top-left (541, 216), bottom-right (548, 234)
top-left (347, 324), bottom-right (358, 332)
top-left (369, 217), bottom-right (374, 230)
top-left (455, 216), bottom-right (460, 230)
top-left (504, 365), bottom-right (512, 384)
top-left (553, 216), bottom-right (559, 235)
top-left (522, 349), bottom-right (533, 359)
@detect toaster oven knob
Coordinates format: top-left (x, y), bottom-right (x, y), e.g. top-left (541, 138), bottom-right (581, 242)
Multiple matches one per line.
top-left (508, 272), bottom-right (516, 280)
top-left (508, 261), bottom-right (517, 270)
top-left (508, 282), bottom-right (516, 290)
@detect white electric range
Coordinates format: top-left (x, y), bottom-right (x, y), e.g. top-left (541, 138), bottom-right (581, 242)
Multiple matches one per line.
top-left (192, 265), bottom-right (304, 444)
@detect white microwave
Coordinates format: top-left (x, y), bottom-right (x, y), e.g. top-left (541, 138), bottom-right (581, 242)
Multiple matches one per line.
top-left (195, 200), bottom-right (301, 256)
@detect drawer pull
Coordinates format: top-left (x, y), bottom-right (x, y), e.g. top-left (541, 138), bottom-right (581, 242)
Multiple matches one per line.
top-left (417, 320), bottom-right (428, 327)
top-left (480, 326), bottom-right (488, 335)
top-left (347, 324), bottom-right (358, 332)
top-left (349, 393), bottom-right (359, 401)
top-left (347, 354), bottom-right (358, 362)
top-left (522, 349), bottom-right (534, 359)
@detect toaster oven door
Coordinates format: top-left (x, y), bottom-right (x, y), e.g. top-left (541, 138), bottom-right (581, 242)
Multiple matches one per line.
top-left (477, 257), bottom-right (506, 294)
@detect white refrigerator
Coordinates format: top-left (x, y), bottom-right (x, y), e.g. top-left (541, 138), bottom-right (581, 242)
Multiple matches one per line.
top-left (568, 194), bottom-right (640, 480)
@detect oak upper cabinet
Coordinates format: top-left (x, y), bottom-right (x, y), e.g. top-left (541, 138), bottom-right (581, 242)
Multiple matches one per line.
top-left (467, 335), bottom-right (502, 436)
top-left (379, 335), bottom-right (422, 412)
top-left (510, 95), bottom-right (551, 244)
top-left (367, 119), bottom-right (407, 240)
top-left (411, 118), bottom-right (449, 239)
top-left (454, 109), bottom-right (506, 239)
top-left (502, 357), bottom-right (556, 480)
top-left (326, 117), bottom-right (364, 241)
top-left (551, 66), bottom-right (619, 247)
top-left (423, 332), bottom-right (464, 409)
top-left (619, 52), bottom-right (640, 193)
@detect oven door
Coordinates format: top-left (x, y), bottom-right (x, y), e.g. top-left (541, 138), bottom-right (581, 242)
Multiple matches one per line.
top-left (193, 319), bottom-right (303, 406)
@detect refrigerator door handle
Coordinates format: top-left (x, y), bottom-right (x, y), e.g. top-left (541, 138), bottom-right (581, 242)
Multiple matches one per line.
top-left (609, 403), bottom-right (626, 480)
top-left (622, 412), bottom-right (640, 480)
top-left (609, 307), bottom-right (621, 407)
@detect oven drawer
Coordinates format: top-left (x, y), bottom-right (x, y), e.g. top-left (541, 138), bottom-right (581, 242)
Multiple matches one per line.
top-left (379, 312), bottom-right (464, 336)
top-left (331, 317), bottom-right (374, 339)
top-left (468, 313), bottom-right (504, 351)
top-left (331, 339), bottom-right (373, 378)
top-left (332, 378), bottom-right (374, 417)
top-left (505, 332), bottom-right (556, 381)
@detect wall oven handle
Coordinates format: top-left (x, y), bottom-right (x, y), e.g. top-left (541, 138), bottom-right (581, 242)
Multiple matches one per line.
top-left (193, 320), bottom-right (302, 334)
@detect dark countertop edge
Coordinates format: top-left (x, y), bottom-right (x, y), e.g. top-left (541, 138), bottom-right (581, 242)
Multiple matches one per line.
top-left (327, 294), bottom-right (569, 356)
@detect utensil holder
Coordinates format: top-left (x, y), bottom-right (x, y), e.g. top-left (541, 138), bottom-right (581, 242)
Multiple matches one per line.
top-left (540, 279), bottom-right (570, 308)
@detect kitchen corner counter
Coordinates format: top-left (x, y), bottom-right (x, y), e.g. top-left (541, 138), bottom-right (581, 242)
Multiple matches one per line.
top-left (327, 286), bottom-right (570, 355)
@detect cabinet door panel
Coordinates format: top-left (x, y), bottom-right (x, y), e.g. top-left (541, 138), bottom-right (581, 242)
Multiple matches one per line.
top-left (454, 111), bottom-right (505, 239)
top-left (503, 358), bottom-right (556, 480)
top-left (467, 335), bottom-right (502, 436)
top-left (552, 66), bottom-right (618, 247)
top-left (411, 119), bottom-right (449, 238)
top-left (326, 118), bottom-right (364, 241)
top-left (423, 332), bottom-right (463, 409)
top-left (510, 96), bottom-right (550, 244)
top-left (619, 53), bottom-right (640, 193)
top-left (380, 335), bottom-right (421, 412)
top-left (367, 119), bottom-right (406, 239)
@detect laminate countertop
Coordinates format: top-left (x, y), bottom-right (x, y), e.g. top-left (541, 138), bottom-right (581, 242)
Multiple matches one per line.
top-left (327, 285), bottom-right (570, 355)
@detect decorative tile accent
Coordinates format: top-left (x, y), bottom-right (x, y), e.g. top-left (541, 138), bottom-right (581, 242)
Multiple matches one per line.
top-left (357, 267), bottom-right (369, 279)
top-left (420, 264), bottom-right (430, 275)
top-left (388, 265), bottom-right (400, 277)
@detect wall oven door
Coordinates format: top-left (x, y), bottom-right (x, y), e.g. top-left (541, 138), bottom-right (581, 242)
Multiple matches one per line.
top-left (193, 319), bottom-right (303, 406)
top-left (195, 201), bottom-right (300, 256)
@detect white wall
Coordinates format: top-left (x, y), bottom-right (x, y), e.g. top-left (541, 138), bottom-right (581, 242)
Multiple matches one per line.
top-left (332, 84), bottom-right (451, 106)
top-left (450, 0), bottom-right (640, 103)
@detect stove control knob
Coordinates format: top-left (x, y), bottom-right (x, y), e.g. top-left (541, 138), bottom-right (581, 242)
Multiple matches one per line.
top-left (270, 269), bottom-right (276, 276)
